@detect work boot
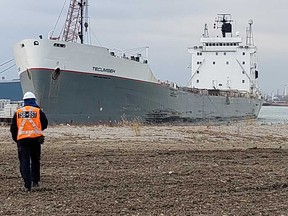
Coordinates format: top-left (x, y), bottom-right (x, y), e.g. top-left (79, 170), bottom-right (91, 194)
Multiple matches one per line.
top-left (22, 187), bottom-right (31, 193)
top-left (32, 182), bottom-right (39, 188)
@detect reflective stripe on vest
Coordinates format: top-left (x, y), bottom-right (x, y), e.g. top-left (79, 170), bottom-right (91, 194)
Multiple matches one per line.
top-left (16, 106), bottom-right (43, 140)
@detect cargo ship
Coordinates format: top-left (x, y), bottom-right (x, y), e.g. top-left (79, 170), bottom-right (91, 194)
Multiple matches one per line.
top-left (0, 79), bottom-right (22, 122)
top-left (262, 101), bottom-right (288, 106)
top-left (13, 1), bottom-right (263, 124)
top-left (0, 79), bottom-right (22, 101)
top-left (0, 58), bottom-right (22, 101)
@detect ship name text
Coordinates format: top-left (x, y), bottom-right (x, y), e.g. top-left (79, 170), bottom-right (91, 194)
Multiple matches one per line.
top-left (92, 67), bottom-right (116, 73)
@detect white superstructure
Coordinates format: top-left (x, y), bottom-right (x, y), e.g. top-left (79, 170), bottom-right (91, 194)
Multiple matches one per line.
top-left (188, 14), bottom-right (258, 93)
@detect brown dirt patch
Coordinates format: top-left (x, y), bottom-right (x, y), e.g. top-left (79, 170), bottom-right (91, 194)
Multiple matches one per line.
top-left (1, 123), bottom-right (288, 215)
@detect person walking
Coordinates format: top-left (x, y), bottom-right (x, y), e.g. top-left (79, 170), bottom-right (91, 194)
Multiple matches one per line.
top-left (10, 92), bottom-right (48, 192)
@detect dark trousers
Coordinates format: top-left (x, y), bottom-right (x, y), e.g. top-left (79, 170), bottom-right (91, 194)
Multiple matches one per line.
top-left (17, 138), bottom-right (41, 189)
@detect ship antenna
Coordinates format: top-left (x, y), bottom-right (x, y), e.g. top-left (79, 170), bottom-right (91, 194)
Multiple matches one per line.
top-left (246, 19), bottom-right (254, 46)
top-left (203, 24), bottom-right (209, 38)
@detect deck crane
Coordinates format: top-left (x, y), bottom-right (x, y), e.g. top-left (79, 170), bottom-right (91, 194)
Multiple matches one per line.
top-left (61, 0), bottom-right (88, 44)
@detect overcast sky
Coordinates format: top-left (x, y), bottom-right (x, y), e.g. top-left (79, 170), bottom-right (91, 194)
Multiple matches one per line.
top-left (1, 0), bottom-right (288, 95)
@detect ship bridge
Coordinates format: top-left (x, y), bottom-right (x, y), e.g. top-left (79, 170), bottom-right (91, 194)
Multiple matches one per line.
top-left (200, 37), bottom-right (242, 52)
top-left (188, 14), bottom-right (259, 93)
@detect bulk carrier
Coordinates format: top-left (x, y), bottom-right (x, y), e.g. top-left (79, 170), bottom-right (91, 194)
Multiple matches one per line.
top-left (13, 1), bottom-right (263, 124)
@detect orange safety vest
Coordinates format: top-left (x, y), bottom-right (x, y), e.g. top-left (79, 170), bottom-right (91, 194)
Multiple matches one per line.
top-left (16, 106), bottom-right (43, 141)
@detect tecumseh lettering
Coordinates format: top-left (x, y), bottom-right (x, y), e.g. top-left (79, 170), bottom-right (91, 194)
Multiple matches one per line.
top-left (92, 67), bottom-right (116, 73)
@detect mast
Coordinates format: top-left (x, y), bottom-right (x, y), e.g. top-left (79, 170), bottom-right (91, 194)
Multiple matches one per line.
top-left (79, 0), bottom-right (84, 44)
top-left (62, 0), bottom-right (87, 43)
top-left (203, 24), bottom-right (209, 38)
top-left (246, 19), bottom-right (254, 46)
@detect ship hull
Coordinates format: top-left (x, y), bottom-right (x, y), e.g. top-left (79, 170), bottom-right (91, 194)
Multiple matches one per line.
top-left (20, 68), bottom-right (263, 124)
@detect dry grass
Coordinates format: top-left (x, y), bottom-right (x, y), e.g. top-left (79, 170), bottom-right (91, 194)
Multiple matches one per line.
top-left (119, 115), bottom-right (142, 136)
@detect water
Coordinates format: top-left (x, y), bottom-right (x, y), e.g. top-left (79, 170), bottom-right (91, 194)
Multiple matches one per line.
top-left (257, 106), bottom-right (288, 124)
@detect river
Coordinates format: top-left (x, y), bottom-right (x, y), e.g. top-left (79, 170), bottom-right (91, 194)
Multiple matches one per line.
top-left (258, 106), bottom-right (288, 124)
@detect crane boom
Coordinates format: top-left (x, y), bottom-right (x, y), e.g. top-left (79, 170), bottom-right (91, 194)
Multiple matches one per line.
top-left (62, 0), bottom-right (84, 43)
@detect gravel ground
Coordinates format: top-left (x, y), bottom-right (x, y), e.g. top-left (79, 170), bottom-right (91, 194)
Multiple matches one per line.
top-left (1, 122), bottom-right (288, 215)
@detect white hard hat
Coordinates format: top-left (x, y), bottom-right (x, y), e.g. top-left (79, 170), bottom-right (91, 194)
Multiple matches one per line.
top-left (23, 92), bottom-right (36, 100)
